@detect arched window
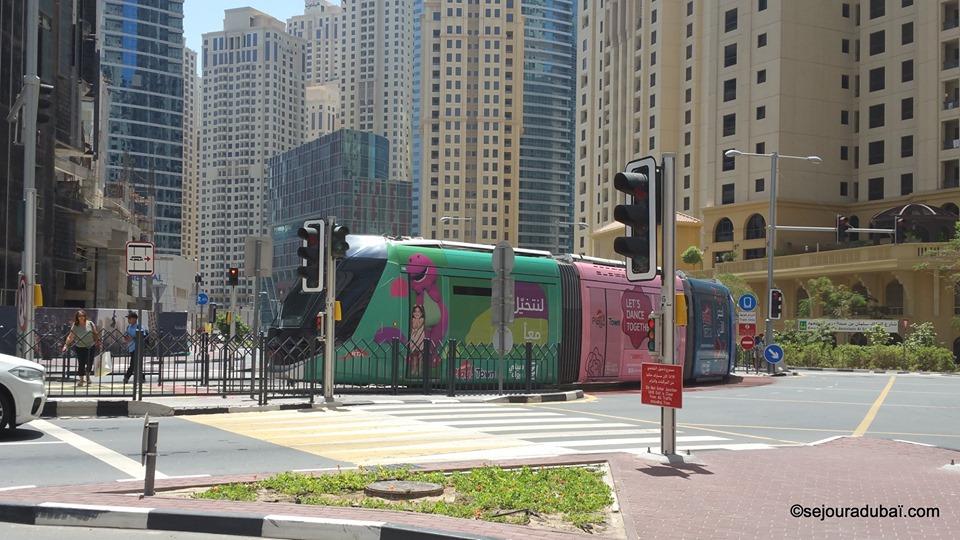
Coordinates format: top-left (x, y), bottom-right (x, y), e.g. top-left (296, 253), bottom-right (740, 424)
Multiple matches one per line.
top-left (943, 203), bottom-right (959, 217)
top-left (745, 214), bottom-right (766, 240)
top-left (849, 215), bottom-right (860, 241)
top-left (714, 218), bottom-right (734, 242)
top-left (885, 280), bottom-right (904, 316)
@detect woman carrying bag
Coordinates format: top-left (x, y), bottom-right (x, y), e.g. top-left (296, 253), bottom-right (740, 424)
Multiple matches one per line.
top-left (61, 310), bottom-right (102, 387)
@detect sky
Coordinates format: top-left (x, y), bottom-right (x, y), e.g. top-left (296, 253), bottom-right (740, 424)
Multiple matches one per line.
top-left (182, 0), bottom-right (342, 60)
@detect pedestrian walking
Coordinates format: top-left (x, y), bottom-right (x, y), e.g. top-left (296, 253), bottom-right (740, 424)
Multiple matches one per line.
top-left (61, 310), bottom-right (101, 387)
top-left (123, 311), bottom-right (148, 384)
top-left (753, 333), bottom-right (765, 372)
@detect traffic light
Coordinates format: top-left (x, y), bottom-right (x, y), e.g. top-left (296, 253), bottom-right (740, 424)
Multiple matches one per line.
top-left (613, 158), bottom-right (658, 282)
top-left (330, 223), bottom-right (350, 259)
top-left (227, 267), bottom-right (239, 286)
top-left (646, 315), bottom-right (657, 353)
top-left (769, 288), bottom-right (783, 320)
top-left (37, 83), bottom-right (54, 124)
top-left (297, 220), bottom-right (324, 292)
top-left (836, 215), bottom-right (851, 243)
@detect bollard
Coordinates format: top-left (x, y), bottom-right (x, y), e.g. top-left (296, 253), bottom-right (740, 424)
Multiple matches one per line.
top-left (141, 417), bottom-right (159, 496)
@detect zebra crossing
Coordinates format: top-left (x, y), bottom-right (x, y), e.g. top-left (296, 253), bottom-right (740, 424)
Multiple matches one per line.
top-left (183, 401), bottom-right (776, 468)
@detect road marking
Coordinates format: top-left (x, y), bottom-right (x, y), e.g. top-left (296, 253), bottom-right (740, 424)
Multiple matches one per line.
top-left (351, 404), bottom-right (504, 412)
top-left (400, 412), bottom-right (563, 420)
top-left (807, 435), bottom-right (847, 446)
top-left (869, 430), bottom-right (960, 438)
top-left (30, 419), bottom-right (168, 480)
top-left (852, 375), bottom-right (896, 437)
top-left (680, 423), bottom-right (851, 433)
top-left (442, 417), bottom-right (600, 426)
top-left (0, 485), bottom-right (36, 491)
top-left (478, 422), bottom-right (638, 432)
top-left (893, 439), bottom-right (935, 447)
top-left (556, 435), bottom-right (726, 448)
top-left (0, 440), bottom-right (67, 446)
top-left (116, 474), bottom-right (210, 483)
top-left (511, 428), bottom-right (664, 439)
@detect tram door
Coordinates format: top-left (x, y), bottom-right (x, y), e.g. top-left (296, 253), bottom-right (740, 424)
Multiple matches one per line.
top-left (584, 287), bottom-right (627, 379)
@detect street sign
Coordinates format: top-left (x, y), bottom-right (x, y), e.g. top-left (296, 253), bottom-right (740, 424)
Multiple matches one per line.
top-left (126, 241), bottom-right (155, 276)
top-left (763, 344), bottom-right (785, 364)
top-left (16, 274), bottom-right (28, 332)
top-left (197, 292), bottom-right (209, 305)
top-left (738, 323), bottom-right (757, 336)
top-left (740, 335), bottom-right (756, 350)
top-left (798, 319), bottom-right (898, 333)
top-left (737, 293), bottom-right (758, 312)
top-left (641, 363), bottom-right (683, 409)
top-left (492, 326), bottom-right (514, 356)
top-left (244, 235), bottom-right (274, 278)
top-left (737, 311), bottom-right (757, 324)
top-left (491, 242), bottom-right (515, 327)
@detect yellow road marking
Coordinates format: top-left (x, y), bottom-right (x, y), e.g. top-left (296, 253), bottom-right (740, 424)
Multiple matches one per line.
top-left (531, 405), bottom-right (799, 445)
top-left (852, 375), bottom-right (896, 437)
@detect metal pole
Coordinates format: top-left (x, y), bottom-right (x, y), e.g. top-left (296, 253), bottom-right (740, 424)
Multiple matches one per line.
top-left (323, 215), bottom-right (336, 402)
top-left (251, 240), bottom-right (262, 398)
top-left (229, 282), bottom-right (237, 338)
top-left (20, 0), bottom-right (40, 361)
top-left (137, 277), bottom-right (144, 399)
top-left (766, 153), bottom-right (778, 375)
top-left (660, 153), bottom-right (677, 456)
top-left (143, 420), bottom-right (158, 497)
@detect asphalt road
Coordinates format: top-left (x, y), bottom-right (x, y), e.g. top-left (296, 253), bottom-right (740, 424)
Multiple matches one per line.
top-left (1, 371), bottom-right (957, 489)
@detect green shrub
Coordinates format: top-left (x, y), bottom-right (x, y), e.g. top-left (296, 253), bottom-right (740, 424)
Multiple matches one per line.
top-left (907, 347), bottom-right (957, 372)
top-left (786, 343), bottom-right (956, 372)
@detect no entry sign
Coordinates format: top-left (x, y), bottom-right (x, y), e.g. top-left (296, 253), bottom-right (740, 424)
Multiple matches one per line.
top-left (641, 363), bottom-right (683, 409)
top-left (740, 335), bottom-right (756, 350)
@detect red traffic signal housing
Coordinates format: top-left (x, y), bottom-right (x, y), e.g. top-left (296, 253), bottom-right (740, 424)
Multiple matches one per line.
top-left (227, 267), bottom-right (239, 286)
top-left (646, 316), bottom-right (657, 352)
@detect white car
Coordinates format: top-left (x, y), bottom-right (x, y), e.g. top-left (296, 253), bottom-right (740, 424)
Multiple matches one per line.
top-left (0, 353), bottom-right (47, 432)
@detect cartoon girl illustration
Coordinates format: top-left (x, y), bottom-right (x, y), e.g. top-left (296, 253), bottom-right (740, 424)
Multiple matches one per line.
top-left (408, 305), bottom-right (426, 371)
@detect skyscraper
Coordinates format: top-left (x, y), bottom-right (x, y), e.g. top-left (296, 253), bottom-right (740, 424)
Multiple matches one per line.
top-left (518, 0), bottom-right (578, 254)
top-left (100, 0), bottom-right (185, 254)
top-left (200, 8), bottom-right (306, 306)
top-left (416, 0), bottom-right (524, 244)
top-left (181, 47), bottom-right (199, 261)
top-left (341, 0), bottom-right (413, 183)
top-left (286, 0), bottom-right (344, 86)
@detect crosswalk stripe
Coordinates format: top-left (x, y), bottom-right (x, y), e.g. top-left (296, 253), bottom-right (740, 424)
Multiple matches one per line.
top-left (261, 427), bottom-right (472, 442)
top-left (374, 407), bottom-right (538, 416)
top-left (514, 428), bottom-right (666, 439)
top-left (442, 417), bottom-right (600, 427)
top-left (555, 435), bottom-right (725, 448)
top-left (398, 412), bottom-right (563, 420)
top-left (476, 422), bottom-right (639, 432)
top-left (352, 404), bottom-right (503, 412)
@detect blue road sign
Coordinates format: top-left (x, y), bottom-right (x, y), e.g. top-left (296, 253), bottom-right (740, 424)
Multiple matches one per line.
top-left (197, 292), bottom-right (209, 305)
top-left (738, 293), bottom-right (758, 312)
top-left (763, 344), bottom-right (785, 364)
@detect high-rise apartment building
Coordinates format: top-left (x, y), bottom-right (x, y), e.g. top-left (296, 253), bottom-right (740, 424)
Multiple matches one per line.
top-left (416, 0), bottom-right (524, 244)
top-left (287, 0), bottom-right (344, 86)
top-left (181, 47), bottom-right (199, 261)
top-left (517, 0), bottom-right (577, 254)
top-left (305, 84), bottom-right (340, 141)
top-left (341, 0), bottom-right (413, 183)
top-left (100, 0), bottom-right (185, 254)
top-left (200, 8), bottom-right (306, 307)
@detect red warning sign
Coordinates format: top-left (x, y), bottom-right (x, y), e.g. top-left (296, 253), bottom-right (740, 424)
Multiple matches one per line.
top-left (641, 363), bottom-right (683, 409)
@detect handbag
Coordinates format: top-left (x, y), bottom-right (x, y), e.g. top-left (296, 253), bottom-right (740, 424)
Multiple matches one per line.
top-left (95, 350), bottom-right (113, 377)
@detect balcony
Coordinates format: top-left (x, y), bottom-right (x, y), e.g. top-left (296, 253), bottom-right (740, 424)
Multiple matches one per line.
top-left (944, 119), bottom-right (960, 150)
top-left (944, 40), bottom-right (960, 70)
top-left (945, 79), bottom-right (960, 110)
top-left (944, 159), bottom-right (960, 188)
top-left (945, 1), bottom-right (960, 31)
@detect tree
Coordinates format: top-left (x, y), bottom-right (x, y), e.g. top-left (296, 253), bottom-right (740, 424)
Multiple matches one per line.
top-left (215, 312), bottom-right (251, 338)
top-left (714, 272), bottom-right (754, 302)
top-left (797, 276), bottom-right (867, 319)
top-left (681, 246), bottom-right (704, 270)
top-left (917, 221), bottom-right (960, 327)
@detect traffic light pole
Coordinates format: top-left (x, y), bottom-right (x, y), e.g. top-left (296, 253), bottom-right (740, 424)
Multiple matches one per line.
top-left (229, 283), bottom-right (237, 339)
top-left (660, 153), bottom-right (677, 456)
top-left (323, 215), bottom-right (336, 402)
top-left (19, 0), bottom-right (40, 360)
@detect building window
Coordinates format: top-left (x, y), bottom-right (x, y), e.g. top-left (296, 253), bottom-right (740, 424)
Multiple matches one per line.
top-left (901, 0), bottom-right (912, 6)
top-left (840, 182), bottom-right (849, 196)
top-left (901, 135), bottom-right (913, 157)
top-left (723, 78), bottom-right (737, 101)
top-left (744, 248), bottom-right (766, 260)
top-left (725, 8), bottom-right (738, 32)
top-left (757, 33), bottom-right (767, 47)
top-left (684, 153), bottom-right (691, 167)
top-left (901, 173), bottom-right (913, 195)
top-left (869, 67), bottom-right (885, 91)
top-left (759, 0), bottom-right (768, 10)
top-left (756, 105), bottom-right (766, 119)
top-left (869, 30), bottom-right (885, 55)
top-left (724, 44), bottom-right (737, 67)
top-left (714, 218), bottom-right (734, 242)
top-left (841, 146), bottom-right (849, 160)
top-left (757, 69), bottom-right (767, 83)
top-left (683, 197), bottom-right (690, 211)
top-left (868, 140), bottom-right (885, 165)
top-left (745, 214), bottom-right (766, 239)
top-left (842, 39), bottom-right (850, 54)
top-left (870, 0), bottom-right (885, 19)
top-left (841, 74), bottom-right (850, 88)
top-left (754, 143), bottom-right (765, 154)
top-left (842, 3), bottom-right (850, 17)
top-left (687, 2), bottom-right (694, 16)
top-left (684, 175), bottom-right (691, 189)
top-left (868, 177), bottom-right (884, 200)
top-left (722, 150), bottom-right (736, 171)
top-left (902, 22), bottom-right (913, 45)
top-left (901, 59), bottom-right (913, 82)
top-left (685, 132), bottom-right (692, 146)
top-left (722, 183), bottom-right (735, 204)
top-left (901, 97), bottom-right (914, 120)
top-left (841, 110), bottom-right (849, 125)
top-left (868, 104), bottom-right (884, 128)
top-left (755, 178), bottom-right (765, 192)
top-left (723, 113), bottom-right (736, 136)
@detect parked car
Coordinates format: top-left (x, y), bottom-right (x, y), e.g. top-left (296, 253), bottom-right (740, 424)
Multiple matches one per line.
top-left (0, 353), bottom-right (46, 432)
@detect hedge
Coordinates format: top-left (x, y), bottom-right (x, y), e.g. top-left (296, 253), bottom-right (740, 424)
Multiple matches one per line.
top-left (782, 344), bottom-right (957, 372)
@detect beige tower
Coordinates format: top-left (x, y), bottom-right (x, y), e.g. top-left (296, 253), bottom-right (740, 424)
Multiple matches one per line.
top-left (305, 84), bottom-right (340, 141)
top-left (287, 0), bottom-right (344, 86)
top-left (181, 47), bottom-right (200, 261)
top-left (417, 0), bottom-right (524, 244)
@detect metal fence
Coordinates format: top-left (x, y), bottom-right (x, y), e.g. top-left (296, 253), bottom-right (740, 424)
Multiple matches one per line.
top-left (2, 327), bottom-right (560, 401)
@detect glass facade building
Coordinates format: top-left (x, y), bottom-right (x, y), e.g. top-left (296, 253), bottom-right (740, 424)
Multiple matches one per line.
top-left (518, 0), bottom-right (577, 254)
top-left (267, 129), bottom-right (411, 292)
top-left (100, 0), bottom-right (184, 254)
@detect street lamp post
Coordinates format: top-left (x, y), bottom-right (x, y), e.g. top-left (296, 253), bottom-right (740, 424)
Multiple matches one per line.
top-left (724, 150), bottom-right (821, 373)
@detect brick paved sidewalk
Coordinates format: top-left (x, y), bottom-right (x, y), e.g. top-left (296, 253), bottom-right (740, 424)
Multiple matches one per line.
top-left (2, 437), bottom-right (958, 539)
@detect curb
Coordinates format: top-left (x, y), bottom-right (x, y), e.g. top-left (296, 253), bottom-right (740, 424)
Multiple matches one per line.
top-left (41, 391), bottom-right (584, 418)
top-left (789, 367), bottom-right (957, 375)
top-left (0, 501), bottom-right (499, 540)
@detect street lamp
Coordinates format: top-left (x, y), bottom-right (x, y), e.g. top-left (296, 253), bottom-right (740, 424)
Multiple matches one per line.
top-left (723, 149), bottom-right (821, 371)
